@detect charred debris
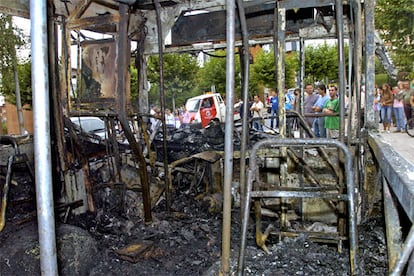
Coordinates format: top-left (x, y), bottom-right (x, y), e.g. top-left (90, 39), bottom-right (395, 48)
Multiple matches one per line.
top-left (0, 119), bottom-right (387, 275)
top-left (0, 0), bottom-right (389, 274)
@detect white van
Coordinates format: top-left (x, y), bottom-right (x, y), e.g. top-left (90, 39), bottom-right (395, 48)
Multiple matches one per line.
top-left (185, 93), bottom-right (240, 128)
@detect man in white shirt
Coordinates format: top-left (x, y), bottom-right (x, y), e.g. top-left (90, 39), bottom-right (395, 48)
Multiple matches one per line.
top-left (250, 95), bottom-right (264, 131)
top-left (150, 105), bottom-right (160, 132)
top-left (164, 108), bottom-right (175, 128)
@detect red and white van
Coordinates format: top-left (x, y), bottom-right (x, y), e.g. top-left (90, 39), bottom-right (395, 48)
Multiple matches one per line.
top-left (185, 93), bottom-right (240, 128)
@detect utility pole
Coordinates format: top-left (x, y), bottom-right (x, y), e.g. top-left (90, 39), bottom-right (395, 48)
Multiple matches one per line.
top-left (10, 16), bottom-right (25, 135)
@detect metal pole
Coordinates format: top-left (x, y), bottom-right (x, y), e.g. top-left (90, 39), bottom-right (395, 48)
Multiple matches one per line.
top-left (383, 179), bottom-right (402, 271)
top-left (117, 3), bottom-right (128, 116)
top-left (13, 61), bottom-right (25, 135)
top-left (154, 0), bottom-right (171, 212)
top-left (276, 4), bottom-right (289, 230)
top-left (346, 40), bottom-right (353, 145)
top-left (354, 0), bottom-right (362, 132)
top-left (335, 0), bottom-right (346, 142)
top-left (391, 225), bottom-right (414, 275)
top-left (221, 0), bottom-right (235, 274)
top-left (238, 138), bottom-right (359, 275)
top-left (236, 0), bottom-right (250, 219)
top-left (30, 0), bottom-right (58, 275)
top-left (299, 37), bottom-right (305, 116)
top-left (275, 5), bottom-right (286, 138)
top-left (364, 0), bottom-right (377, 130)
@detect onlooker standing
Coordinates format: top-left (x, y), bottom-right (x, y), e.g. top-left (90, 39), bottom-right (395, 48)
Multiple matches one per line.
top-left (392, 86), bottom-right (405, 132)
top-left (402, 81), bottom-right (413, 123)
top-left (304, 84), bottom-right (319, 128)
top-left (181, 105), bottom-right (191, 128)
top-left (312, 84), bottom-right (330, 138)
top-left (323, 86), bottom-right (340, 139)
top-left (269, 90), bottom-right (279, 129)
top-left (380, 83), bottom-right (393, 133)
top-left (373, 86), bottom-right (382, 126)
top-left (174, 109), bottom-right (182, 128)
top-left (250, 95), bottom-right (264, 132)
top-left (165, 108), bottom-right (175, 128)
top-left (150, 104), bottom-right (160, 132)
top-left (285, 88), bottom-right (296, 135)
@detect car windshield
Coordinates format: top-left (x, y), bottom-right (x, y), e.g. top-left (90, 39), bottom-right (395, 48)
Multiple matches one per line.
top-left (186, 99), bottom-right (201, 112)
top-left (72, 117), bottom-right (105, 133)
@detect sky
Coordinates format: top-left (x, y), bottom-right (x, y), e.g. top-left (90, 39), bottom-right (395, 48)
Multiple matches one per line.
top-left (13, 16), bottom-right (31, 60)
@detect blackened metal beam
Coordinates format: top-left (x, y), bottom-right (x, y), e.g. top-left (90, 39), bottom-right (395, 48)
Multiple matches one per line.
top-left (117, 3), bottom-right (128, 115)
top-left (0, 0), bottom-right (30, 18)
top-left (279, 0), bottom-right (335, 10)
top-left (132, 0), bottom-right (177, 10)
top-left (171, 7), bottom-right (313, 47)
top-left (67, 0), bottom-right (92, 21)
top-left (67, 13), bottom-right (120, 30)
top-left (383, 180), bottom-right (402, 272)
top-left (154, 0), bottom-right (172, 213)
top-left (335, 0), bottom-right (346, 142)
top-left (237, 0), bottom-right (251, 222)
top-left (368, 134), bottom-right (414, 222)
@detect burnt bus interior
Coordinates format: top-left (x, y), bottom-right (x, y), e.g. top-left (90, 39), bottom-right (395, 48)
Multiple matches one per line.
top-left (0, 0), bottom-right (412, 275)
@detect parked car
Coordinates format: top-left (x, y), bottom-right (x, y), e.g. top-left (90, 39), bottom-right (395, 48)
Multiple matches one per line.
top-left (70, 116), bottom-right (107, 139)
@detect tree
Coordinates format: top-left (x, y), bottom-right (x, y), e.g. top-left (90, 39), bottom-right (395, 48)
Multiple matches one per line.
top-left (375, 0), bottom-right (414, 75)
top-left (197, 50), bottom-right (241, 99)
top-left (304, 43), bottom-right (340, 84)
top-left (147, 53), bottom-right (199, 109)
top-left (0, 14), bottom-right (29, 105)
top-left (249, 47), bottom-right (299, 92)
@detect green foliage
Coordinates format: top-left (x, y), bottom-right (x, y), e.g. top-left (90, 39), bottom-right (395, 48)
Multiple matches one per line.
top-left (1, 122), bottom-right (7, 134)
top-left (375, 0), bottom-right (414, 73)
top-left (130, 65), bottom-right (138, 101)
top-left (375, 57), bottom-right (387, 74)
top-left (197, 50), bottom-right (241, 99)
top-left (304, 42), bottom-right (345, 84)
top-left (250, 49), bottom-right (276, 91)
top-left (249, 48), bottom-right (299, 92)
top-left (0, 14), bottom-right (30, 106)
top-left (147, 53), bottom-right (199, 108)
top-left (285, 52), bottom-right (299, 88)
top-left (16, 60), bottom-right (31, 107)
top-left (375, 74), bottom-right (390, 86)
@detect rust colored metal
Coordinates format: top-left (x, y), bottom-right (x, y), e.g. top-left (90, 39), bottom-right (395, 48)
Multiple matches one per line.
top-left (238, 138), bottom-right (359, 275)
top-left (119, 116), bottom-right (152, 223)
top-left (115, 240), bottom-right (164, 263)
top-left (0, 154), bottom-right (13, 232)
top-left (154, 0), bottom-right (171, 212)
top-left (0, 136), bottom-right (35, 232)
top-left (82, 162), bottom-right (96, 213)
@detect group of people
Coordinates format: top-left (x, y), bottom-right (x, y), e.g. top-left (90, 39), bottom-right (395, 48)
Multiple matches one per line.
top-left (261, 84), bottom-right (340, 138)
top-left (374, 80), bottom-right (414, 133)
top-left (149, 78), bottom-right (414, 136)
top-left (149, 104), bottom-right (191, 132)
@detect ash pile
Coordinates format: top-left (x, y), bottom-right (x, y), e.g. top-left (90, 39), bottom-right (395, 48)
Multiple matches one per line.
top-left (152, 119), bottom-right (277, 162)
top-left (0, 125), bottom-right (389, 275)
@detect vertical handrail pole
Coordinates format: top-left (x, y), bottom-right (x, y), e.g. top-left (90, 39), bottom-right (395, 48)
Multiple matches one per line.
top-left (364, 0), bottom-right (377, 130)
top-left (237, 0), bottom-right (250, 218)
top-left (335, 0), bottom-right (346, 142)
top-left (31, 0), bottom-right (58, 274)
top-left (221, 0), bottom-right (236, 274)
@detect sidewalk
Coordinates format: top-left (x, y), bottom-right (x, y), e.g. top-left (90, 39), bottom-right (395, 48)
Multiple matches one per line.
top-left (372, 125), bottom-right (414, 166)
